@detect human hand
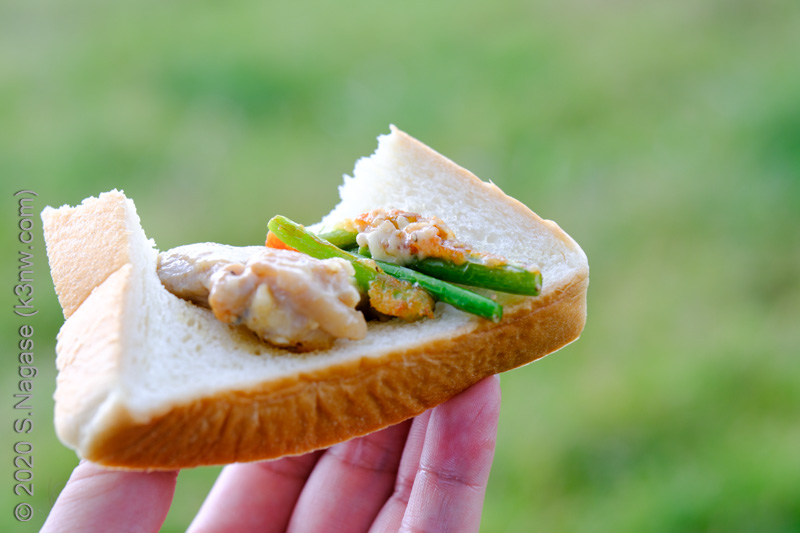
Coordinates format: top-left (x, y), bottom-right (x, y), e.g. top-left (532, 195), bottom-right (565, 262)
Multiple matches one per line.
top-left (41, 375), bottom-right (501, 533)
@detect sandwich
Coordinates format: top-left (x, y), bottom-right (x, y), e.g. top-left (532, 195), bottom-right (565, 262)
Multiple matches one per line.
top-left (42, 126), bottom-right (589, 469)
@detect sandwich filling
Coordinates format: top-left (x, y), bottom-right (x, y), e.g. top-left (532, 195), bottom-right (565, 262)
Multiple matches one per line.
top-left (158, 209), bottom-right (542, 351)
top-left (158, 244), bottom-right (366, 351)
top-left (343, 208), bottom-right (506, 267)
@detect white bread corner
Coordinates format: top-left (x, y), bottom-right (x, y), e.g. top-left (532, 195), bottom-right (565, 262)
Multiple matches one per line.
top-left (42, 127), bottom-right (588, 470)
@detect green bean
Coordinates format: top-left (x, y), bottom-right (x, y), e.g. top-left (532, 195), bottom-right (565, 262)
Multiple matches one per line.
top-left (316, 224), bottom-right (540, 295)
top-left (373, 260), bottom-right (502, 322)
top-left (315, 228), bottom-right (358, 249)
top-left (410, 258), bottom-right (541, 296)
top-left (268, 216), bottom-right (502, 321)
top-left (357, 244), bottom-right (541, 296)
top-left (267, 216), bottom-right (378, 292)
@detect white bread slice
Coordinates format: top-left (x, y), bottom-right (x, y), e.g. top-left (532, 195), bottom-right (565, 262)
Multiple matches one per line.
top-left (42, 126), bottom-right (588, 469)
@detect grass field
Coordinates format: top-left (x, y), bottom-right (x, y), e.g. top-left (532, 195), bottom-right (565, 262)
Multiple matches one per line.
top-left (2, 0), bottom-right (799, 531)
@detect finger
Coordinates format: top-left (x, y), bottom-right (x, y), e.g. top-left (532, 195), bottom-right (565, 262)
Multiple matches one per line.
top-left (41, 460), bottom-right (177, 533)
top-left (187, 451), bottom-right (322, 533)
top-left (287, 420), bottom-right (412, 533)
top-left (368, 409), bottom-right (432, 532)
top-left (400, 375), bottom-right (501, 533)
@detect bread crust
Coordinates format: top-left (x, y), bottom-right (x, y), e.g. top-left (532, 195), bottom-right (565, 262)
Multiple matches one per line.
top-left (85, 272), bottom-right (587, 469)
top-left (43, 129), bottom-right (589, 470)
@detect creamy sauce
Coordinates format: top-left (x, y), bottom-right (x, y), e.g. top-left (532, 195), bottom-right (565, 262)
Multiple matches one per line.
top-left (352, 209), bottom-right (465, 265)
top-left (348, 208), bottom-right (506, 267)
top-left (158, 244), bottom-right (366, 351)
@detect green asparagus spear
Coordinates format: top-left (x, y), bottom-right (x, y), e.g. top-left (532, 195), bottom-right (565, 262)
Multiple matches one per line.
top-left (268, 216), bottom-right (502, 321)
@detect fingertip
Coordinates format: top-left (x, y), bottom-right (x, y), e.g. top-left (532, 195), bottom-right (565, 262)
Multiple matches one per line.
top-left (485, 373), bottom-right (502, 401)
top-left (443, 375), bottom-right (502, 426)
top-left (42, 461), bottom-right (178, 533)
top-left (397, 376), bottom-right (501, 533)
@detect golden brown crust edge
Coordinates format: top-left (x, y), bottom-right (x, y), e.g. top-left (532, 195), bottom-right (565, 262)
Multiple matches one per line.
top-left (84, 273), bottom-right (587, 470)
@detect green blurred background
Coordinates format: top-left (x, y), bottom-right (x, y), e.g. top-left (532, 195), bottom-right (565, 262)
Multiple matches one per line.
top-left (2, 0), bottom-right (799, 531)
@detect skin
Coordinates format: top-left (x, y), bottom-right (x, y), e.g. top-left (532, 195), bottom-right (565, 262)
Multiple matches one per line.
top-left (41, 375), bottom-right (501, 533)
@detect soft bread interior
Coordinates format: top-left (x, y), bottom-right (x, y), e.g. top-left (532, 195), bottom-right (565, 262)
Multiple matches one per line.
top-left (43, 127), bottom-right (588, 465)
top-left (46, 194), bottom-right (481, 453)
top-left (318, 125), bottom-right (587, 295)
